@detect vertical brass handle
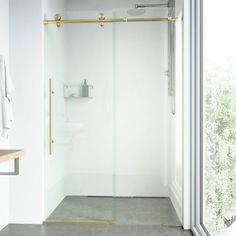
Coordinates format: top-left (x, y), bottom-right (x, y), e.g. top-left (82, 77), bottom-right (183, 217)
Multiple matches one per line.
top-left (49, 78), bottom-right (54, 155)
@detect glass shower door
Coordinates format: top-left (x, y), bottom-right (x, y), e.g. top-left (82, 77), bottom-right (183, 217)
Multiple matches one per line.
top-left (44, 19), bottom-right (115, 223)
top-left (111, 7), bottom-right (181, 227)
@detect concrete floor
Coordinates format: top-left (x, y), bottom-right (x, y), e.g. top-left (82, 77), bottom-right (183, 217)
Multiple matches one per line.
top-left (0, 224), bottom-right (193, 236)
top-left (0, 197), bottom-right (193, 236)
top-left (46, 196), bottom-right (181, 226)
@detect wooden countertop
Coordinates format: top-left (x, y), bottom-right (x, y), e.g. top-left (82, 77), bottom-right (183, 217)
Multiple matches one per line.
top-left (0, 150), bottom-right (24, 164)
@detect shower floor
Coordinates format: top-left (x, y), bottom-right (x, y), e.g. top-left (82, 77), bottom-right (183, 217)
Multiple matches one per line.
top-left (45, 196), bottom-right (181, 226)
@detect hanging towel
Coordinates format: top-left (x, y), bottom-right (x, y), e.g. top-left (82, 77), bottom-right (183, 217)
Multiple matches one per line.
top-left (0, 55), bottom-right (15, 138)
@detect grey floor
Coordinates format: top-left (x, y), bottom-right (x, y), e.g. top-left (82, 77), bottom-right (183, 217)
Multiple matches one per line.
top-left (46, 196), bottom-right (182, 226)
top-left (0, 224), bottom-right (193, 236)
top-left (0, 197), bottom-right (193, 236)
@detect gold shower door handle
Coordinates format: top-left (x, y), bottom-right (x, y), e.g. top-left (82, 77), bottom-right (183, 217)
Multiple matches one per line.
top-left (49, 78), bottom-right (54, 155)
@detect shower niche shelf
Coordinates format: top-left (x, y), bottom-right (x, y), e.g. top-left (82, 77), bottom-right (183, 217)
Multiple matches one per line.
top-left (64, 81), bottom-right (93, 99)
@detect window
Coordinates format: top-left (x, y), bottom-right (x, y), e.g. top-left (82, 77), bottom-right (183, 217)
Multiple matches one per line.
top-left (197, 1), bottom-right (236, 236)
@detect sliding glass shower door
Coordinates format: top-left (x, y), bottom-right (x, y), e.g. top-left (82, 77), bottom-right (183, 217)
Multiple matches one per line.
top-left (44, 7), bottom-right (174, 224)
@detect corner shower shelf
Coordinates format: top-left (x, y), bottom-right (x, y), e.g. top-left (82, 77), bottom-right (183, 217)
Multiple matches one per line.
top-left (0, 149), bottom-right (24, 175)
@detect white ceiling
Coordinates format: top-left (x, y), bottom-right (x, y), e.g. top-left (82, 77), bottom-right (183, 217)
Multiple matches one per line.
top-left (66, 0), bottom-right (169, 11)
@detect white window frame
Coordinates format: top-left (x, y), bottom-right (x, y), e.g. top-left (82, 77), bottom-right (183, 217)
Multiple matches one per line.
top-left (187, 0), bottom-right (210, 235)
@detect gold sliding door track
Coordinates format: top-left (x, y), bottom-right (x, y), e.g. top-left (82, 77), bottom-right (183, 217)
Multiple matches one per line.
top-left (43, 13), bottom-right (176, 28)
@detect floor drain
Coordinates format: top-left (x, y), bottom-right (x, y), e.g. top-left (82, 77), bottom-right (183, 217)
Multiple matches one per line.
top-left (161, 224), bottom-right (183, 228)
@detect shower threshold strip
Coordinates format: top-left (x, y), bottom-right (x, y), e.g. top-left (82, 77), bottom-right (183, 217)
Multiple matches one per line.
top-left (43, 220), bottom-right (115, 225)
top-left (43, 13), bottom-right (176, 28)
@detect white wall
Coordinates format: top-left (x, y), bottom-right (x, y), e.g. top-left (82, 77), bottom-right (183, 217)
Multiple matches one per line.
top-left (0, 0), bottom-right (10, 231)
top-left (114, 9), bottom-right (169, 196)
top-left (66, 0), bottom-right (167, 11)
top-left (9, 0), bottom-right (44, 224)
top-left (169, 0), bottom-right (184, 222)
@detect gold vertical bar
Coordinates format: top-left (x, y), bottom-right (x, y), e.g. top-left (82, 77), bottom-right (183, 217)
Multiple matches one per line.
top-left (49, 78), bottom-right (54, 155)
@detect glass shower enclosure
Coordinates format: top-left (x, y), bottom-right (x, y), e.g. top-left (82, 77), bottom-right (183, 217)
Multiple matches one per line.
top-left (44, 5), bottom-right (178, 225)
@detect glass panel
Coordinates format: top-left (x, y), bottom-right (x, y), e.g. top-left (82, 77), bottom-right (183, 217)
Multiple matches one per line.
top-left (44, 6), bottom-right (181, 226)
top-left (114, 7), bottom-right (169, 198)
top-left (44, 14), bottom-right (115, 222)
top-left (112, 7), bottom-right (181, 226)
top-left (44, 23), bottom-right (72, 219)
top-left (203, 0), bottom-right (236, 235)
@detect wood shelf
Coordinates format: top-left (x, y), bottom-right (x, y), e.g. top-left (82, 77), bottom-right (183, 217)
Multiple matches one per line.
top-left (0, 149), bottom-right (24, 164)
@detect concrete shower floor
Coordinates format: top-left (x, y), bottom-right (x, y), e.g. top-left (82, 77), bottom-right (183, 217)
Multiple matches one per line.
top-left (45, 196), bottom-right (182, 226)
top-left (0, 224), bottom-right (193, 236)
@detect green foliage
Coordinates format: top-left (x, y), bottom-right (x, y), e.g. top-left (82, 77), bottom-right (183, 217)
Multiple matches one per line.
top-left (204, 66), bottom-right (236, 236)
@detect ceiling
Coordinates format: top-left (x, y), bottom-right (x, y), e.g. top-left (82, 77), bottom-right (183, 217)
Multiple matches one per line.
top-left (66, 0), bottom-right (169, 11)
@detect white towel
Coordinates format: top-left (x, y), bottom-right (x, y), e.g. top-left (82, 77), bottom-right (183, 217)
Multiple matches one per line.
top-left (0, 55), bottom-right (15, 138)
